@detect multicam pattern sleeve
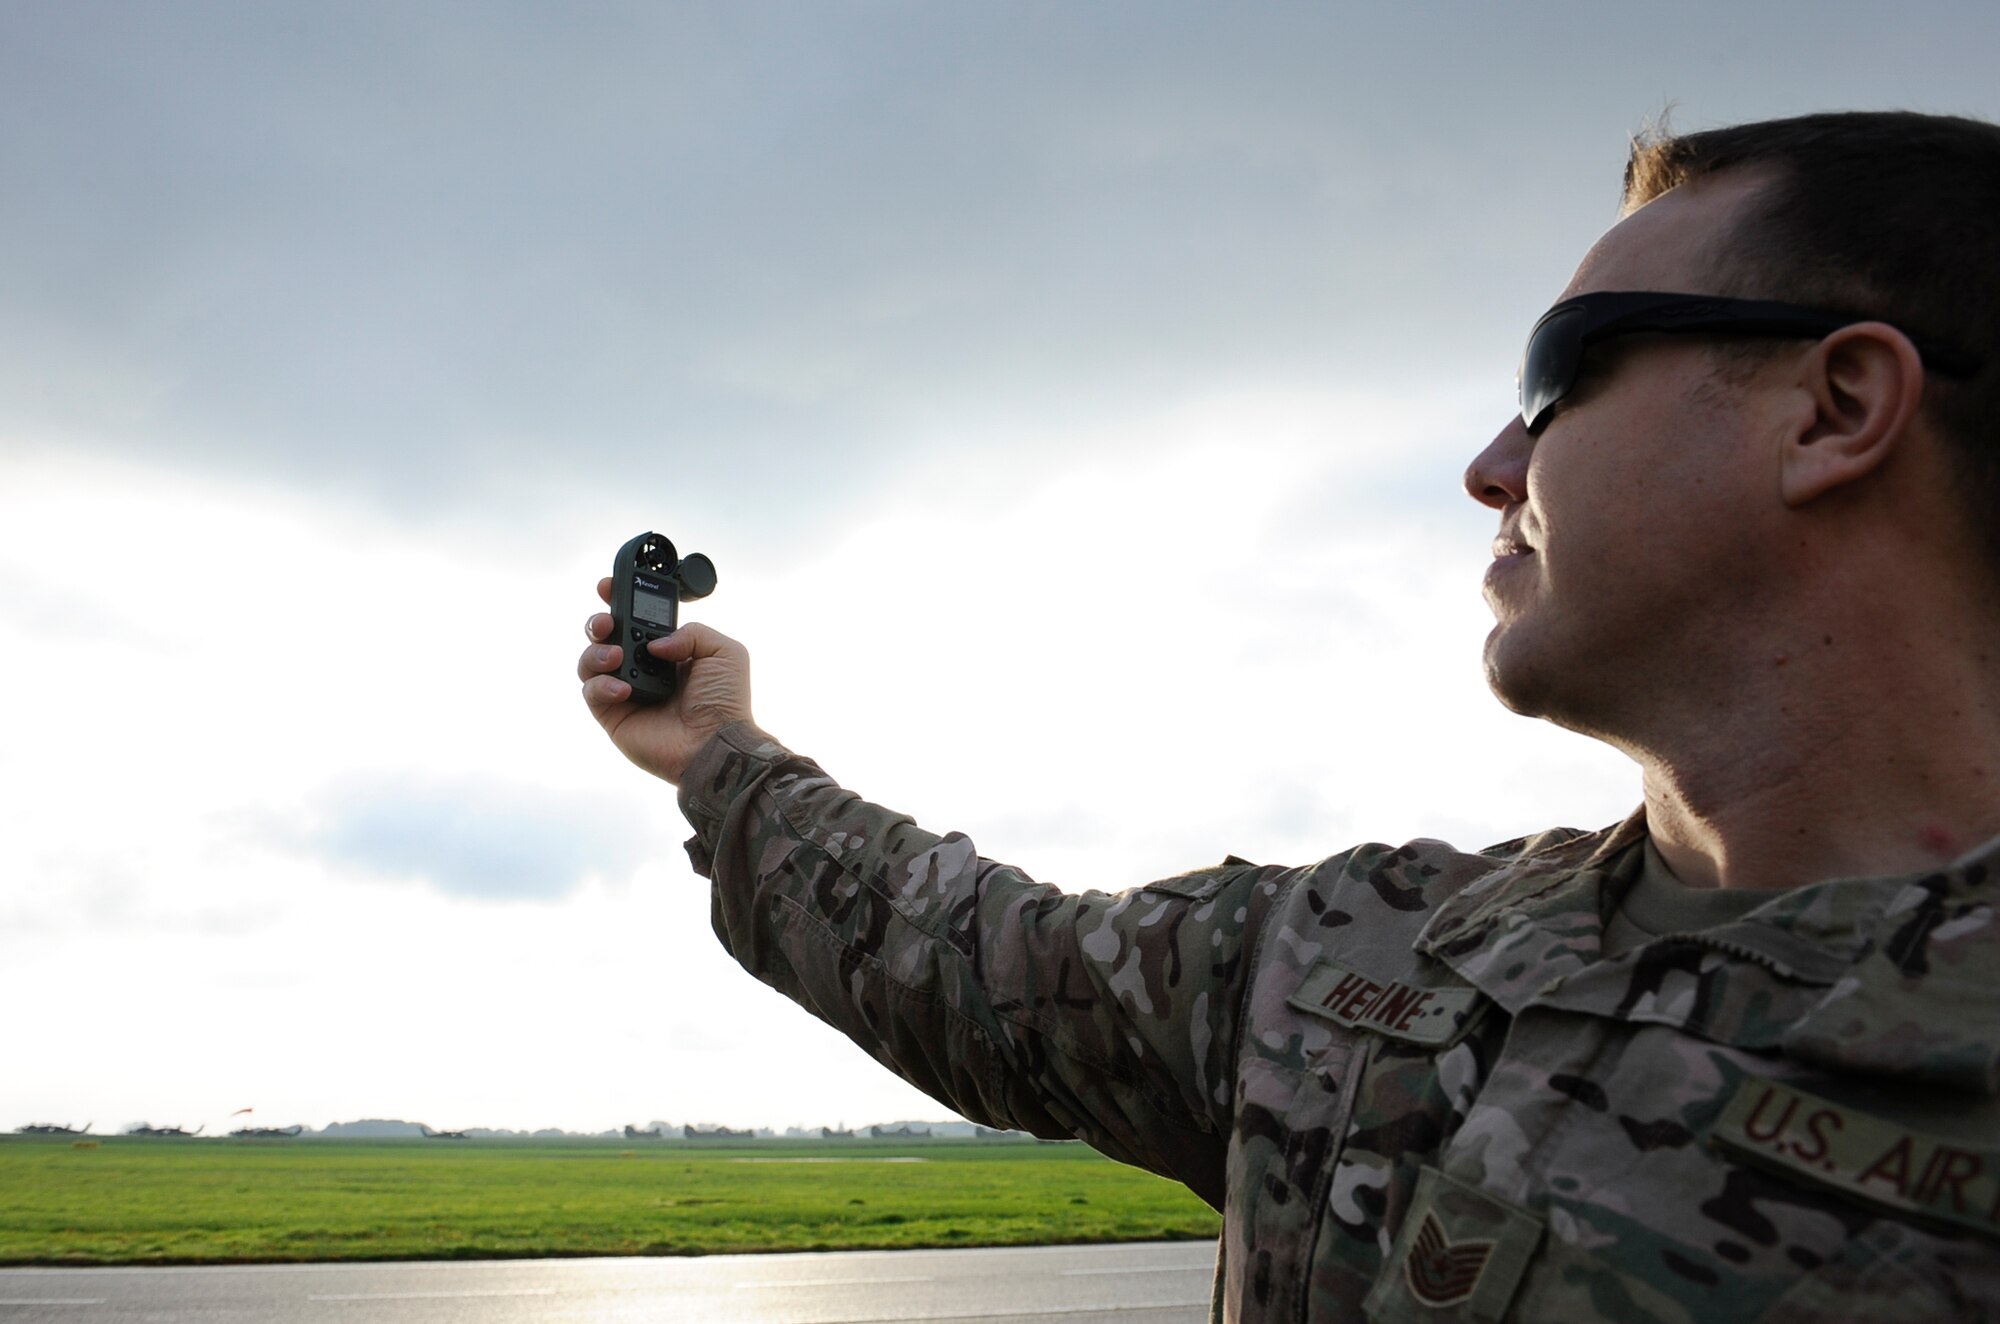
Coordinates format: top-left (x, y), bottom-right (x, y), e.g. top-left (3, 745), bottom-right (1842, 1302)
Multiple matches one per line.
top-left (674, 720), bottom-right (2000, 1322)
top-left (676, 722), bottom-right (1283, 1207)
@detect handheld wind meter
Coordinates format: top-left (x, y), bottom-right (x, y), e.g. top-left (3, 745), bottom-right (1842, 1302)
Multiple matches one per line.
top-left (610, 531), bottom-right (717, 704)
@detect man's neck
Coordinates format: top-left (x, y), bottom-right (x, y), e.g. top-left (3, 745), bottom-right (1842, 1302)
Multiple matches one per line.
top-left (1632, 650), bottom-right (2000, 891)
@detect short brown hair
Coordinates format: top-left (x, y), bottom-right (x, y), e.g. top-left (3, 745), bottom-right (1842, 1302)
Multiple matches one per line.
top-left (1624, 111), bottom-right (2000, 563)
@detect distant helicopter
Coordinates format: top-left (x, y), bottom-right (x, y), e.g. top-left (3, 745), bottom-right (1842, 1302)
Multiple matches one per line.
top-left (16, 1123), bottom-right (91, 1135)
top-left (419, 1124), bottom-right (470, 1139)
top-left (125, 1124), bottom-right (203, 1137)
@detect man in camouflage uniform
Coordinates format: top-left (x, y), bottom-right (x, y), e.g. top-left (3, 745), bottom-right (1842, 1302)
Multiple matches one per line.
top-left (580, 111), bottom-right (2000, 1320)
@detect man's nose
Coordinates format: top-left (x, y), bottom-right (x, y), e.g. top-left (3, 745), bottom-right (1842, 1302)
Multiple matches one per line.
top-left (1464, 415), bottom-right (1531, 510)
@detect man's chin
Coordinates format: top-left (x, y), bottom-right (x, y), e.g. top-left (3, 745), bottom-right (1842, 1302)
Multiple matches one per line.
top-left (1484, 629), bottom-right (1631, 744)
top-left (1482, 627), bottom-right (1551, 719)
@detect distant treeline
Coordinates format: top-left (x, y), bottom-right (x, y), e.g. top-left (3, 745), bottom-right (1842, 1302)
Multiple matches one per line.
top-left (9, 1118), bottom-right (1037, 1142)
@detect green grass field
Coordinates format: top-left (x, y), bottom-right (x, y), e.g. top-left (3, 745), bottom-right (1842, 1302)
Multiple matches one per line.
top-left (0, 1135), bottom-right (1220, 1265)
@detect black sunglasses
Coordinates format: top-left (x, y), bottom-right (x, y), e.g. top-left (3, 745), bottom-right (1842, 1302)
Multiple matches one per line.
top-left (1518, 291), bottom-right (1978, 434)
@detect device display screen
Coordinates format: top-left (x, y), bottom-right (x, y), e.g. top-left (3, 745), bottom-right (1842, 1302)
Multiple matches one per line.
top-left (632, 585), bottom-right (678, 629)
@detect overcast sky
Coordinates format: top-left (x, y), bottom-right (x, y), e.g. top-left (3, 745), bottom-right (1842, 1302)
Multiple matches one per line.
top-left (6, 1), bottom-right (1999, 1135)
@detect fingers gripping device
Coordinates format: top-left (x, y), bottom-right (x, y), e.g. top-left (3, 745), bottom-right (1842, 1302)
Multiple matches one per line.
top-left (610, 531), bottom-right (717, 704)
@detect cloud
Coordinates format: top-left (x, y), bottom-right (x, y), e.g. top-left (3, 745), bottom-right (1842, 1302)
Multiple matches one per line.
top-left (0, 1), bottom-right (1622, 536)
top-left (305, 776), bottom-right (647, 901)
top-left (11, 0), bottom-right (1994, 554)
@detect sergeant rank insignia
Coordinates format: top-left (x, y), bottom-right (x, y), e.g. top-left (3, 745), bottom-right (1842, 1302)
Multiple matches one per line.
top-left (1406, 1212), bottom-right (1496, 1306)
top-left (1363, 1166), bottom-right (1544, 1322)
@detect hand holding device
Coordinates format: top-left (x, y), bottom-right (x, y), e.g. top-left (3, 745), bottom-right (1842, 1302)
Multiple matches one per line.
top-left (583, 533), bottom-right (749, 787)
top-left (609, 531), bottom-right (717, 704)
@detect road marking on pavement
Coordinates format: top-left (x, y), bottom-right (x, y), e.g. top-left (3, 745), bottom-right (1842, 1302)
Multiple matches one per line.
top-left (308, 1288), bottom-right (558, 1301)
top-left (0, 1301), bottom-right (106, 1307)
top-left (827, 1305), bottom-right (1208, 1321)
top-left (1060, 1267), bottom-right (1209, 1276)
top-left (736, 1276), bottom-right (936, 1288)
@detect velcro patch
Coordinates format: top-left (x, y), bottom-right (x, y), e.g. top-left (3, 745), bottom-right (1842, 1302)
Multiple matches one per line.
top-left (1288, 959), bottom-right (1481, 1046)
top-left (1363, 1166), bottom-right (1544, 1323)
top-left (1713, 1078), bottom-right (2000, 1241)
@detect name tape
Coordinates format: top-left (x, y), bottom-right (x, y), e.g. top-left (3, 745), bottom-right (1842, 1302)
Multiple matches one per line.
top-left (1289, 960), bottom-right (1481, 1046)
top-left (1714, 1078), bottom-right (2000, 1241)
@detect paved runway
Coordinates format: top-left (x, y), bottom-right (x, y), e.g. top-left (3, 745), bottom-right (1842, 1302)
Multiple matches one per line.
top-left (0, 1239), bottom-right (1216, 1323)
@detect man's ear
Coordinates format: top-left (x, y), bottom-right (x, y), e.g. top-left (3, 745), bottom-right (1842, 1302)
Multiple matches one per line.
top-left (1779, 322), bottom-right (1927, 507)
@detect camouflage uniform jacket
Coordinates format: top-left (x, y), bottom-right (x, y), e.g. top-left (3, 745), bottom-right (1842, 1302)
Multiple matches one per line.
top-left (678, 724), bottom-right (2000, 1322)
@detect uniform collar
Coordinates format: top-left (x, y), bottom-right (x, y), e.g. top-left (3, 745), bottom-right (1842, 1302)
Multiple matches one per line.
top-left (1413, 811), bottom-right (2000, 1094)
top-left (1411, 807), bottom-right (1648, 1010)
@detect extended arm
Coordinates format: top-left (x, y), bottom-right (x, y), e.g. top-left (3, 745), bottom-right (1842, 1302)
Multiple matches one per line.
top-left (578, 603), bottom-right (1271, 1206)
top-left (678, 723), bottom-right (1269, 1206)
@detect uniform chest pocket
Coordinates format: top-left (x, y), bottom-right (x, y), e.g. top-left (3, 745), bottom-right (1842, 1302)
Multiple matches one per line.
top-left (1753, 1219), bottom-right (1992, 1322)
top-left (1506, 1214), bottom-right (1988, 1324)
top-left (1225, 1045), bottom-right (1366, 1322)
